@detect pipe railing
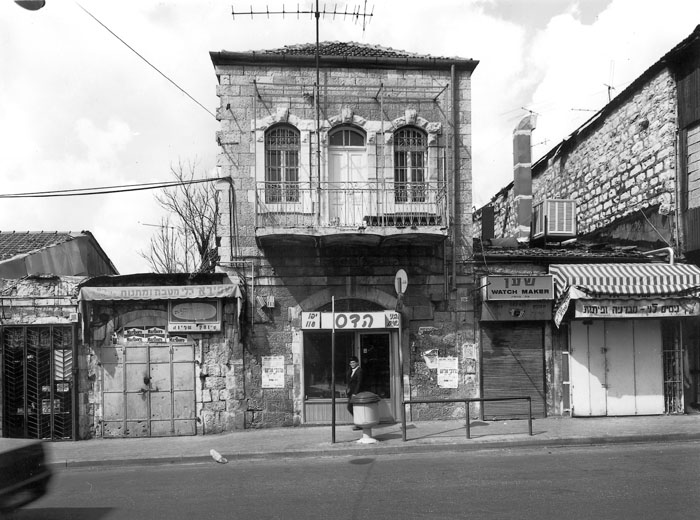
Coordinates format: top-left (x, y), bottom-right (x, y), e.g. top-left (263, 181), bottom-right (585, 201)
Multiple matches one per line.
top-left (401, 396), bottom-right (533, 441)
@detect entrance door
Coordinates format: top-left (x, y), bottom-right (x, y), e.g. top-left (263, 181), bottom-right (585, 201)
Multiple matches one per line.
top-left (102, 341), bottom-right (196, 437)
top-left (1, 326), bottom-right (75, 440)
top-left (570, 319), bottom-right (664, 416)
top-left (328, 148), bottom-right (367, 226)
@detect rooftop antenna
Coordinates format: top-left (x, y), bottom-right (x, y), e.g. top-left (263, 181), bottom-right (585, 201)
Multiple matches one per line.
top-left (231, 2), bottom-right (374, 233)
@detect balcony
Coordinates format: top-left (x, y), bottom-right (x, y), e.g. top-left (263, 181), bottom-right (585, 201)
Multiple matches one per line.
top-left (255, 182), bottom-right (449, 248)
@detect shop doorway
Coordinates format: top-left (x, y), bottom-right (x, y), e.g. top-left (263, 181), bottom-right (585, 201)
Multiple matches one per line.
top-left (101, 329), bottom-right (196, 437)
top-left (303, 330), bottom-right (396, 424)
top-left (570, 319), bottom-right (664, 416)
top-left (1, 325), bottom-right (75, 440)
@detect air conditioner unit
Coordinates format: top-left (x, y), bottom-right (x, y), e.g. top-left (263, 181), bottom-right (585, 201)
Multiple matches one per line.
top-left (532, 199), bottom-right (577, 241)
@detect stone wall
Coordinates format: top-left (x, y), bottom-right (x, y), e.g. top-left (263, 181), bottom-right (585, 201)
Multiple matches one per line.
top-left (477, 68), bottom-right (678, 244)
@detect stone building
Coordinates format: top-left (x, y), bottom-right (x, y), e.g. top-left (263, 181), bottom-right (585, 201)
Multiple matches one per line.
top-left (210, 42), bottom-right (480, 428)
top-left (474, 25), bottom-right (700, 418)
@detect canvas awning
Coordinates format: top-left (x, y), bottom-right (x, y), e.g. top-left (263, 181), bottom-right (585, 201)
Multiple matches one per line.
top-left (78, 284), bottom-right (242, 302)
top-left (550, 263), bottom-right (700, 326)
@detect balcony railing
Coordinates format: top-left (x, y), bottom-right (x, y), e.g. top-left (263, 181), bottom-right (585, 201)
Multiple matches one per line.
top-left (256, 182), bottom-right (448, 229)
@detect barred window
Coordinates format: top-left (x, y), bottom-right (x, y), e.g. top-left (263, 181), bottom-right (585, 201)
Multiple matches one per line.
top-left (394, 127), bottom-right (426, 203)
top-left (265, 125), bottom-right (300, 203)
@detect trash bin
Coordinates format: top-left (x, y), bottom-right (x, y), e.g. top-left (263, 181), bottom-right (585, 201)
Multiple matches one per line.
top-left (351, 391), bottom-right (381, 428)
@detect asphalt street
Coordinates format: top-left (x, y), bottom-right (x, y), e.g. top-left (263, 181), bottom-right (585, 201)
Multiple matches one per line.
top-left (14, 440), bottom-right (700, 520)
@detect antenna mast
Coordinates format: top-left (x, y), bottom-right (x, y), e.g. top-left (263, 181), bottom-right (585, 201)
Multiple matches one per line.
top-left (231, 2), bottom-right (374, 226)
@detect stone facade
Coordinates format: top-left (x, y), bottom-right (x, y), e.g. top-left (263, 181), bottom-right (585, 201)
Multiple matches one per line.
top-left (211, 46), bottom-right (478, 428)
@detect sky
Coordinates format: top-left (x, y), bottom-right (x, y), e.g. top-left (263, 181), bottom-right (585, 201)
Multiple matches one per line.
top-left (2, 0), bottom-right (700, 274)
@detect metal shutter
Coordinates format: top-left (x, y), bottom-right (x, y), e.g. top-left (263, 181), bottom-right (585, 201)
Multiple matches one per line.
top-left (481, 323), bottom-right (545, 419)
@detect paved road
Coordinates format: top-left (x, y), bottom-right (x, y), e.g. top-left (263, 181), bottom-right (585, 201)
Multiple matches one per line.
top-left (13, 441), bottom-right (700, 520)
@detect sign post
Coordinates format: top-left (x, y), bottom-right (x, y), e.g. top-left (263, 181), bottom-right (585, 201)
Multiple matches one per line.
top-left (331, 296), bottom-right (336, 444)
top-left (394, 270), bottom-right (407, 430)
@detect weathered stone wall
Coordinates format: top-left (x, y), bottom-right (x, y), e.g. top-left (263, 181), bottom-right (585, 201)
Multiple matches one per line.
top-left (212, 58), bottom-right (477, 427)
top-left (477, 68), bottom-right (678, 243)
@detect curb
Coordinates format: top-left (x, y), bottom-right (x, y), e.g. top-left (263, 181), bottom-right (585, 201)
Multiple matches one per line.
top-left (45, 432), bottom-right (700, 470)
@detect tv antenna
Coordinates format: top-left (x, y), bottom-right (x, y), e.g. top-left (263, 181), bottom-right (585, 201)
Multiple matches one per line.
top-left (231, 2), bottom-right (374, 235)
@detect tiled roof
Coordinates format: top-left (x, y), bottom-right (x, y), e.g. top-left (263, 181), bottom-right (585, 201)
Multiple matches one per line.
top-left (0, 231), bottom-right (79, 261)
top-left (259, 41), bottom-right (458, 60)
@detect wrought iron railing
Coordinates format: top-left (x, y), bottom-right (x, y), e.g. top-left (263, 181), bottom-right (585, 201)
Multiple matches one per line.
top-left (256, 181), bottom-right (448, 228)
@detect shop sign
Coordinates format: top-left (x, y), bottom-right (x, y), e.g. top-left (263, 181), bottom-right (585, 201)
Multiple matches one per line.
top-left (301, 311), bottom-right (400, 330)
top-left (482, 275), bottom-right (554, 301)
top-left (575, 298), bottom-right (700, 319)
top-left (168, 299), bottom-right (221, 332)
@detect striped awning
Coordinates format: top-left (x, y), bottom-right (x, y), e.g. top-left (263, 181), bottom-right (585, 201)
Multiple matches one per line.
top-left (549, 263), bottom-right (700, 326)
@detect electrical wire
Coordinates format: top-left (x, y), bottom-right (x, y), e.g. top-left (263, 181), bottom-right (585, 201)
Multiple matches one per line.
top-left (0, 177), bottom-right (225, 199)
top-left (75, 2), bottom-right (216, 119)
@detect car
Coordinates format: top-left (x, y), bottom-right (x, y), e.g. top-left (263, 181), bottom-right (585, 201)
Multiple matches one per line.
top-left (0, 438), bottom-right (52, 513)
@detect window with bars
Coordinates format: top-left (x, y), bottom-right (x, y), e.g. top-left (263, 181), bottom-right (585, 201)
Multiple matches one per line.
top-left (265, 125), bottom-right (300, 203)
top-left (394, 127), bottom-right (426, 202)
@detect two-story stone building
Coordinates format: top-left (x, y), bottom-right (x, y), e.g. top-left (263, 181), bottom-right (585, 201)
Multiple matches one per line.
top-left (210, 42), bottom-right (480, 428)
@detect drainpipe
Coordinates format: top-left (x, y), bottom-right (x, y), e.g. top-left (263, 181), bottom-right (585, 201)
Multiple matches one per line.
top-left (451, 64), bottom-right (458, 290)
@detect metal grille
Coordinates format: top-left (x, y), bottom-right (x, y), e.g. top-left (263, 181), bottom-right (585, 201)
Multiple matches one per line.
top-left (2, 325), bottom-right (75, 440)
top-left (663, 322), bottom-right (684, 414)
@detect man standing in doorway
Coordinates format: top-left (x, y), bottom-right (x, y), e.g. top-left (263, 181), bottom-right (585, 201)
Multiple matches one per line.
top-left (346, 356), bottom-right (364, 429)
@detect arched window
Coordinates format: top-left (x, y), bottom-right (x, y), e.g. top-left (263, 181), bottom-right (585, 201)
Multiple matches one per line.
top-left (265, 125), bottom-right (300, 203)
top-left (329, 126), bottom-right (365, 147)
top-left (394, 127), bottom-right (426, 202)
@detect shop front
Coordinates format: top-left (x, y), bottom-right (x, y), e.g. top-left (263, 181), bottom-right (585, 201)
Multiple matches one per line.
top-left (300, 308), bottom-right (401, 424)
top-left (551, 263), bottom-right (700, 416)
top-left (479, 274), bottom-right (554, 419)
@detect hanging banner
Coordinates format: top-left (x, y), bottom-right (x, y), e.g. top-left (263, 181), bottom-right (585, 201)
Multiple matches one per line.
top-left (301, 311), bottom-right (400, 330)
top-left (262, 356), bottom-right (285, 388)
top-left (574, 298), bottom-right (700, 319)
top-left (437, 356), bottom-right (459, 388)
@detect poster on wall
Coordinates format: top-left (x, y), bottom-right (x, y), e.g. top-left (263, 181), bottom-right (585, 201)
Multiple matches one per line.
top-left (438, 356), bottom-right (459, 388)
top-left (262, 356), bottom-right (285, 388)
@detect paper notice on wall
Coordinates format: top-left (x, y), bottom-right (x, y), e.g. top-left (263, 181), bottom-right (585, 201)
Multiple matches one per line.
top-left (438, 356), bottom-right (459, 388)
top-left (262, 355), bottom-right (285, 388)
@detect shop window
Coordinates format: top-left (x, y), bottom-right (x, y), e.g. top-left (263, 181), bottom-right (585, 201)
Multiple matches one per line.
top-left (265, 125), bottom-right (300, 203)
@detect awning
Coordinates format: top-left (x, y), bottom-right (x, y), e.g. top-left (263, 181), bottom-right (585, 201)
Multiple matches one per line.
top-left (550, 263), bottom-right (700, 326)
top-left (78, 284), bottom-right (242, 302)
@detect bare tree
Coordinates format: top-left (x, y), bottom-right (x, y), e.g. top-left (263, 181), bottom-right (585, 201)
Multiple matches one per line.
top-left (140, 159), bottom-right (219, 273)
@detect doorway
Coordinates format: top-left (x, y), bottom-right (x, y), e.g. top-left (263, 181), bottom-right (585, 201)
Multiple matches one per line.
top-left (101, 333), bottom-right (196, 438)
top-left (1, 325), bottom-right (75, 440)
top-left (303, 330), bottom-right (396, 424)
top-left (328, 126), bottom-right (367, 226)
top-left (570, 319), bottom-right (664, 416)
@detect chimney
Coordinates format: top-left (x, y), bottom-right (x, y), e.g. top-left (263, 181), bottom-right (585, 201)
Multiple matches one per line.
top-left (513, 114), bottom-right (537, 242)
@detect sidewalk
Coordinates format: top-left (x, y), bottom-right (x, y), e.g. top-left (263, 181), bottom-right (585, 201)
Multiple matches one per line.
top-left (45, 414), bottom-right (700, 469)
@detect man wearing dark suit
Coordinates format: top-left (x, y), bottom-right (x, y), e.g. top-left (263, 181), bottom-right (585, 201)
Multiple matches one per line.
top-left (346, 356), bottom-right (364, 428)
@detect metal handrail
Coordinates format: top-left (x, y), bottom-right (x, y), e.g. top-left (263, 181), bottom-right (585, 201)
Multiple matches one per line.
top-left (401, 396), bottom-right (533, 441)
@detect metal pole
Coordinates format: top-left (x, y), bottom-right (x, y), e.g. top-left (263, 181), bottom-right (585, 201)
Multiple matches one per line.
top-left (528, 397), bottom-right (533, 436)
top-left (398, 313), bottom-right (405, 440)
top-left (331, 296), bottom-right (336, 443)
top-left (465, 399), bottom-right (471, 439)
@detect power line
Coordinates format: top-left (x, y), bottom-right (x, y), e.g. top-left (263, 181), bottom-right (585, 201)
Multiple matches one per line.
top-left (75, 2), bottom-right (216, 119)
top-left (0, 177), bottom-right (225, 199)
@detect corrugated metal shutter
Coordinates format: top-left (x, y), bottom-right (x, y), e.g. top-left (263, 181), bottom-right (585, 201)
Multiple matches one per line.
top-left (481, 323), bottom-right (545, 419)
